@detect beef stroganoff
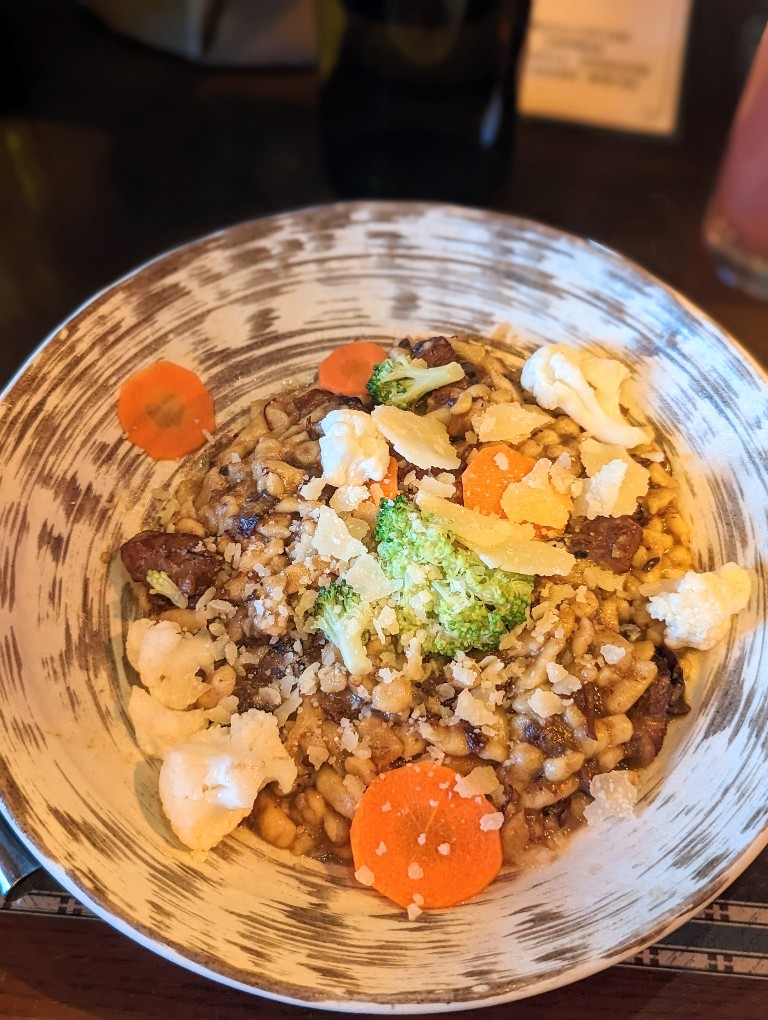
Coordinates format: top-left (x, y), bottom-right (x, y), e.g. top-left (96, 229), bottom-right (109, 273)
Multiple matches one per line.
top-left (119, 335), bottom-right (751, 912)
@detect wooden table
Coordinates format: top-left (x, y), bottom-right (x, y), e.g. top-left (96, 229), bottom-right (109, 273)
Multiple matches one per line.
top-left (1, 2), bottom-right (767, 1017)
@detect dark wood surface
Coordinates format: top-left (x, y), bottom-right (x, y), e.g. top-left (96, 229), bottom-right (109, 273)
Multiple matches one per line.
top-left (1, 1), bottom-right (768, 1016)
top-left (1, 912), bottom-right (767, 1020)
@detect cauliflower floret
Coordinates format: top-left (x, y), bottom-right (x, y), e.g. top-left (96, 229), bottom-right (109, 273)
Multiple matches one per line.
top-left (645, 562), bottom-right (751, 650)
top-left (128, 688), bottom-right (239, 759)
top-left (158, 709), bottom-right (298, 851)
top-left (126, 618), bottom-right (214, 709)
top-left (520, 345), bottom-right (648, 448)
top-left (318, 409), bottom-right (390, 487)
top-left (128, 686), bottom-right (208, 758)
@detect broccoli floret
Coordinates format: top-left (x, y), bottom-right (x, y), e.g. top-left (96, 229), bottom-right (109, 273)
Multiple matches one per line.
top-left (146, 570), bottom-right (188, 609)
top-left (375, 495), bottom-right (533, 656)
top-left (366, 352), bottom-right (465, 408)
top-left (311, 580), bottom-right (372, 676)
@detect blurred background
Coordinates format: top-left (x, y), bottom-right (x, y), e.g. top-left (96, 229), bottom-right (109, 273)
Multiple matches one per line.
top-left (1, 0), bottom-right (767, 384)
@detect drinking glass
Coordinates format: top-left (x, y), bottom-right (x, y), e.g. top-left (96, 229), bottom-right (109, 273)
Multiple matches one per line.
top-left (703, 22), bottom-right (768, 300)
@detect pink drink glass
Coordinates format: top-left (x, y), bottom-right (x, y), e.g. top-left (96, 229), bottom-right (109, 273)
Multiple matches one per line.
top-left (703, 23), bottom-right (768, 299)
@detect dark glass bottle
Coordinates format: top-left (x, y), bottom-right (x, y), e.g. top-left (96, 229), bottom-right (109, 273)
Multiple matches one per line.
top-left (317, 0), bottom-right (531, 204)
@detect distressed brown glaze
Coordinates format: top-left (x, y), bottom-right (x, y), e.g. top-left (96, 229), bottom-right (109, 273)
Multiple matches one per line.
top-left (0, 202), bottom-right (766, 1011)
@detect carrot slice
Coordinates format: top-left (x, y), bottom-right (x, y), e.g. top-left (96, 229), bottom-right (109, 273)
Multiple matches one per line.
top-left (317, 341), bottom-right (388, 397)
top-left (349, 762), bottom-right (502, 910)
top-left (117, 360), bottom-right (215, 460)
top-left (462, 443), bottom-right (536, 517)
top-left (368, 455), bottom-right (398, 502)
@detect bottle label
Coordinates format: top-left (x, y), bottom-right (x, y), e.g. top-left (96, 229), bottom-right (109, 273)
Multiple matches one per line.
top-left (518, 0), bottom-right (692, 135)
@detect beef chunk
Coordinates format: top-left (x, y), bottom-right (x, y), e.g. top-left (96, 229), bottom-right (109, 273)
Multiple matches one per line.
top-left (521, 717), bottom-right (579, 757)
top-left (465, 724), bottom-right (490, 754)
top-left (567, 515), bottom-right (643, 574)
top-left (293, 388), bottom-right (365, 418)
top-left (233, 492), bottom-right (277, 538)
top-left (315, 688), bottom-right (363, 723)
top-left (234, 640), bottom-right (293, 709)
top-left (411, 336), bottom-right (458, 366)
top-left (120, 531), bottom-right (220, 598)
top-left (655, 644), bottom-right (690, 717)
top-left (623, 670), bottom-right (672, 769)
top-left (292, 388), bottom-right (338, 417)
top-left (425, 384), bottom-right (465, 408)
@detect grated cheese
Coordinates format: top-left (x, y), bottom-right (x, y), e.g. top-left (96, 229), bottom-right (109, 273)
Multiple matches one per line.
top-left (454, 766), bottom-right (501, 799)
top-left (584, 771), bottom-right (638, 825)
top-left (355, 866), bottom-right (375, 887)
top-left (528, 688), bottom-right (566, 718)
top-left (479, 812), bottom-right (504, 831)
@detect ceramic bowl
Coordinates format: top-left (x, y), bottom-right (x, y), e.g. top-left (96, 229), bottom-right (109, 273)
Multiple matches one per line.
top-left (0, 202), bottom-right (766, 1011)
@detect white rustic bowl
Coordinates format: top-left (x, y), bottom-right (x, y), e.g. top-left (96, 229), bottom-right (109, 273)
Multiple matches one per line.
top-left (0, 202), bottom-right (766, 1011)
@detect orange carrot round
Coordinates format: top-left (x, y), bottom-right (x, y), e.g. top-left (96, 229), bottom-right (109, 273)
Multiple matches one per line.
top-left (462, 443), bottom-right (536, 517)
top-left (350, 762), bottom-right (503, 910)
top-left (317, 341), bottom-right (388, 397)
top-left (117, 360), bottom-right (215, 460)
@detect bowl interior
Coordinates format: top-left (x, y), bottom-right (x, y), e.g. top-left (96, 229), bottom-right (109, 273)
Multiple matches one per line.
top-left (0, 202), bottom-right (766, 1011)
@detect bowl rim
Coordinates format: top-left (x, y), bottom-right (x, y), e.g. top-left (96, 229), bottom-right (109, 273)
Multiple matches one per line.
top-left (1, 199), bottom-right (767, 1011)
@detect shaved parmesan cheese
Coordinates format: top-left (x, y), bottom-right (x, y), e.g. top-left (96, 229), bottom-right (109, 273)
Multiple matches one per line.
top-left (546, 662), bottom-right (581, 695)
top-left (579, 437), bottom-right (631, 476)
top-left (500, 459), bottom-right (572, 531)
top-left (600, 644), bottom-right (626, 664)
top-left (549, 452), bottom-right (582, 497)
top-left (300, 476), bottom-right (326, 501)
top-left (574, 460), bottom-right (627, 520)
top-left (476, 541), bottom-right (576, 577)
top-left (528, 688), bottom-right (566, 718)
top-left (416, 474), bottom-right (456, 498)
top-left (447, 652), bottom-right (479, 689)
top-left (311, 505), bottom-right (367, 561)
top-left (575, 438), bottom-right (650, 519)
top-left (453, 689), bottom-right (498, 727)
top-left (372, 604), bottom-right (399, 641)
top-left (415, 491), bottom-right (535, 548)
top-left (342, 553), bottom-right (395, 602)
top-left (371, 405), bottom-right (460, 470)
top-left (329, 485), bottom-right (370, 512)
top-left (355, 865), bottom-right (375, 886)
top-left (472, 402), bottom-right (551, 444)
